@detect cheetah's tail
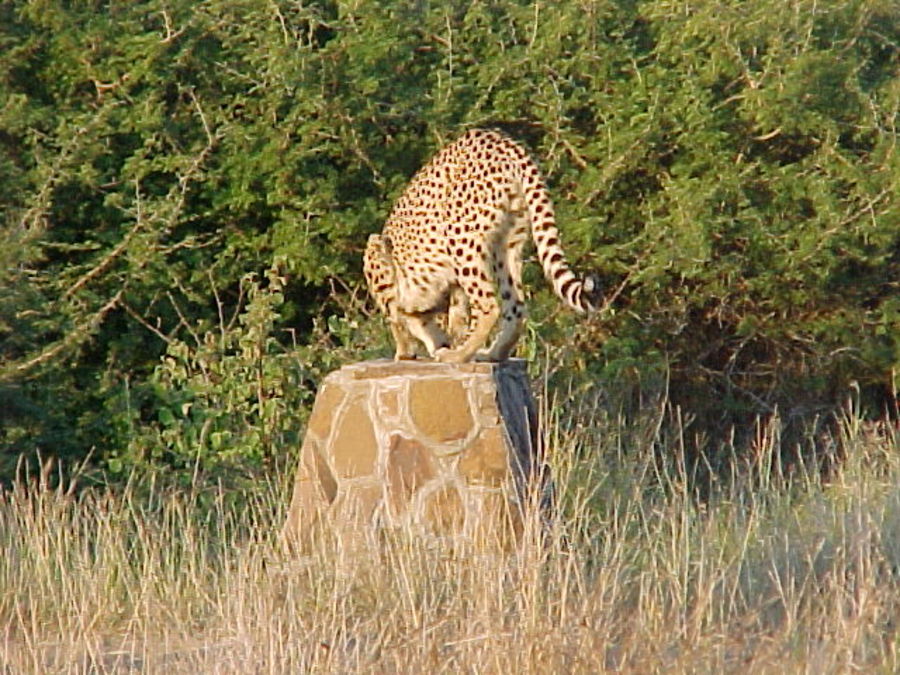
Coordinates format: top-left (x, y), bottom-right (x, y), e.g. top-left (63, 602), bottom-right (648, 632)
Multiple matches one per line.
top-left (523, 181), bottom-right (601, 313)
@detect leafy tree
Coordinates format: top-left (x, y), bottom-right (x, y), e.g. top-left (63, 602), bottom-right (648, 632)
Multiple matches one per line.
top-left (0, 0), bottom-right (897, 484)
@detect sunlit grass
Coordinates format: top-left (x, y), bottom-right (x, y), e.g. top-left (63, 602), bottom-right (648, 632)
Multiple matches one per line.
top-left (2, 394), bottom-right (899, 672)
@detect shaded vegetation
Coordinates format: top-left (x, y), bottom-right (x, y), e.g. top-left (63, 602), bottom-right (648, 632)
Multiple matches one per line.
top-left (1, 0), bottom-right (898, 484)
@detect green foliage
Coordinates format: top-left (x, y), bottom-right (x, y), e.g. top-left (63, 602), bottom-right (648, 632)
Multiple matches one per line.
top-left (0, 0), bottom-right (897, 483)
top-left (113, 268), bottom-right (305, 485)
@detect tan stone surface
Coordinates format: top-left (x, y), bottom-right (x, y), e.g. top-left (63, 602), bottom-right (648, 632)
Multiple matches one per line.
top-left (387, 435), bottom-right (436, 512)
top-left (283, 359), bottom-right (543, 550)
top-left (478, 391), bottom-right (499, 418)
top-left (331, 397), bottom-right (377, 477)
top-left (306, 382), bottom-right (344, 439)
top-left (332, 482), bottom-right (383, 526)
top-left (378, 388), bottom-right (401, 418)
top-left (282, 479), bottom-right (317, 543)
top-left (458, 426), bottom-right (509, 486)
top-left (281, 440), bottom-right (334, 549)
top-left (307, 438), bottom-right (337, 503)
top-left (409, 378), bottom-right (471, 442)
top-left (349, 360), bottom-right (495, 380)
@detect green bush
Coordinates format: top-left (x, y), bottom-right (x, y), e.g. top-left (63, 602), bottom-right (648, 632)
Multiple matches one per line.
top-left (1, 0), bottom-right (897, 482)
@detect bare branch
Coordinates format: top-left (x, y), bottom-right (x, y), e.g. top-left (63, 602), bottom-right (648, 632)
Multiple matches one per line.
top-left (1, 290), bottom-right (124, 381)
top-left (120, 298), bottom-right (173, 345)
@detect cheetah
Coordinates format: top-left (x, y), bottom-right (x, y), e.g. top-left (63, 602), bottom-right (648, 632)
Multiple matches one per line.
top-left (364, 128), bottom-right (601, 363)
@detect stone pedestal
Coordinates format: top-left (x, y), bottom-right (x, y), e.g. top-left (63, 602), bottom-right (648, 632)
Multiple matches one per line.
top-left (281, 359), bottom-right (544, 550)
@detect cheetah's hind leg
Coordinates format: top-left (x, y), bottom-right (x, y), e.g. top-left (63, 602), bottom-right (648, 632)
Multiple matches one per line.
top-left (476, 209), bottom-right (528, 362)
top-left (446, 284), bottom-right (470, 345)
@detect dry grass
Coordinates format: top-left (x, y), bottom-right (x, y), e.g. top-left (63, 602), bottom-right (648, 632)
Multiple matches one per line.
top-left (2, 397), bottom-right (899, 673)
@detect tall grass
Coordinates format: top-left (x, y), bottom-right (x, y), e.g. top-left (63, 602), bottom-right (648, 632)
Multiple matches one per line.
top-left (2, 394), bottom-right (899, 673)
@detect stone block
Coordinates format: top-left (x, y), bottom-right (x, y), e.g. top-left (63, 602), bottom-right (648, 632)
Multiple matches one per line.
top-left (458, 426), bottom-right (509, 486)
top-left (331, 396), bottom-right (378, 477)
top-left (387, 435), bottom-right (435, 512)
top-left (281, 359), bottom-right (543, 550)
top-left (409, 378), bottom-right (472, 442)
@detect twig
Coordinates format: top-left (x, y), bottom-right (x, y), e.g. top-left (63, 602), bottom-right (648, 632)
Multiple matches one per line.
top-left (119, 298), bottom-right (173, 345)
top-left (1, 290), bottom-right (123, 381)
top-left (595, 271), bottom-right (631, 316)
top-left (166, 291), bottom-right (203, 349)
top-left (63, 217), bottom-right (143, 300)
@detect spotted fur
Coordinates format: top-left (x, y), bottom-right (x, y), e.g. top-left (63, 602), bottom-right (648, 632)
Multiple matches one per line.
top-left (364, 128), bottom-right (601, 363)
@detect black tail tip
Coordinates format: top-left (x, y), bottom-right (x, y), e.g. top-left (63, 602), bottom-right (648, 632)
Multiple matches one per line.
top-left (582, 274), bottom-right (603, 311)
